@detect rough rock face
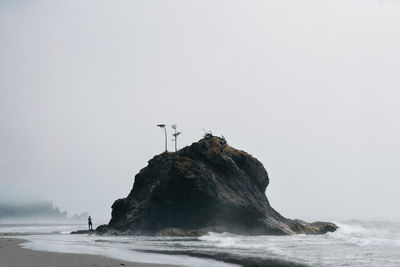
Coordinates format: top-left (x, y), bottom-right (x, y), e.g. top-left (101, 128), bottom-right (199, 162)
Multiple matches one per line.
top-left (71, 229), bottom-right (96, 235)
top-left (104, 136), bottom-right (337, 236)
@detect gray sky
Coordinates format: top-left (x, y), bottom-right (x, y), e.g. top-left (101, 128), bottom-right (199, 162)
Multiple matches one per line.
top-left (1, 0), bottom-right (400, 223)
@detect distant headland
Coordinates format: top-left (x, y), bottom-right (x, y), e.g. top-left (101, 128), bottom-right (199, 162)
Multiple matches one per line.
top-left (0, 201), bottom-right (88, 223)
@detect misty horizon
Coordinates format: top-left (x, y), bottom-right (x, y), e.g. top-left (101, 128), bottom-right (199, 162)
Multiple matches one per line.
top-left (1, 0), bottom-right (400, 223)
top-left (0, 200), bottom-right (91, 223)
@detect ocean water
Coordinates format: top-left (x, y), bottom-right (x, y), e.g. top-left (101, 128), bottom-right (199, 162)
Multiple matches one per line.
top-left (1, 220), bottom-right (400, 266)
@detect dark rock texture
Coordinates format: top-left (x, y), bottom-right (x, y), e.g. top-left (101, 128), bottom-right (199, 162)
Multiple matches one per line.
top-left (70, 229), bottom-right (96, 235)
top-left (103, 136), bottom-right (337, 236)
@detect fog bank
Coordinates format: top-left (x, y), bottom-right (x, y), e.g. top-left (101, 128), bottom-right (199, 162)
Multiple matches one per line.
top-left (1, 0), bottom-right (400, 222)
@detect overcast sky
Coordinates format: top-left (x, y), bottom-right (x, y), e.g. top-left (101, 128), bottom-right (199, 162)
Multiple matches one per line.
top-left (1, 0), bottom-right (400, 223)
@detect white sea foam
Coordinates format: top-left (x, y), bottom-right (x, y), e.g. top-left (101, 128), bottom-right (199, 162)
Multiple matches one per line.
top-left (19, 236), bottom-right (236, 267)
top-left (0, 223), bottom-right (85, 234)
top-left (0, 224), bottom-right (236, 267)
top-left (1, 220), bottom-right (400, 267)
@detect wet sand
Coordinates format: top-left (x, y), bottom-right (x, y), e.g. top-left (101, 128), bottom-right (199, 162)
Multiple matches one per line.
top-left (0, 238), bottom-right (180, 267)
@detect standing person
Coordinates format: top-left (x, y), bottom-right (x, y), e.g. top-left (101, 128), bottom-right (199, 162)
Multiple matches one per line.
top-left (88, 216), bottom-right (93, 230)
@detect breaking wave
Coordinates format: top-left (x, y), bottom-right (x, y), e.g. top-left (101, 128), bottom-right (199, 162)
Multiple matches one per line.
top-left (1, 219), bottom-right (400, 266)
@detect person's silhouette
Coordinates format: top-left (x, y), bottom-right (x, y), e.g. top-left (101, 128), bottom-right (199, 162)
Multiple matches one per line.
top-left (88, 216), bottom-right (93, 230)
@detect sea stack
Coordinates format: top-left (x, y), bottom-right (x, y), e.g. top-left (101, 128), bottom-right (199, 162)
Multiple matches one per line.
top-left (100, 136), bottom-right (337, 236)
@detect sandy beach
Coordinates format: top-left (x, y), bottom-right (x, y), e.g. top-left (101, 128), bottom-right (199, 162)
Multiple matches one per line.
top-left (0, 238), bottom-right (179, 267)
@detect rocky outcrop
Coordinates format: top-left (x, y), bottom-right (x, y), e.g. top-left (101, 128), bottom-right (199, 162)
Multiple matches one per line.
top-left (70, 229), bottom-right (96, 235)
top-left (100, 136), bottom-right (337, 236)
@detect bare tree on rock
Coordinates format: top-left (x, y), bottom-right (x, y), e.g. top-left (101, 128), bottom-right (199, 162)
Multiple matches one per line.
top-left (171, 124), bottom-right (182, 152)
top-left (157, 124), bottom-right (168, 152)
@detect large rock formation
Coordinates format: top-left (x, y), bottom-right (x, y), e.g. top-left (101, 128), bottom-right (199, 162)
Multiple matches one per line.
top-left (101, 136), bottom-right (337, 236)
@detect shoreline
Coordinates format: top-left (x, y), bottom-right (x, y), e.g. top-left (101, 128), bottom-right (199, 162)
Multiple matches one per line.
top-left (0, 238), bottom-right (180, 267)
top-left (0, 235), bottom-right (307, 267)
